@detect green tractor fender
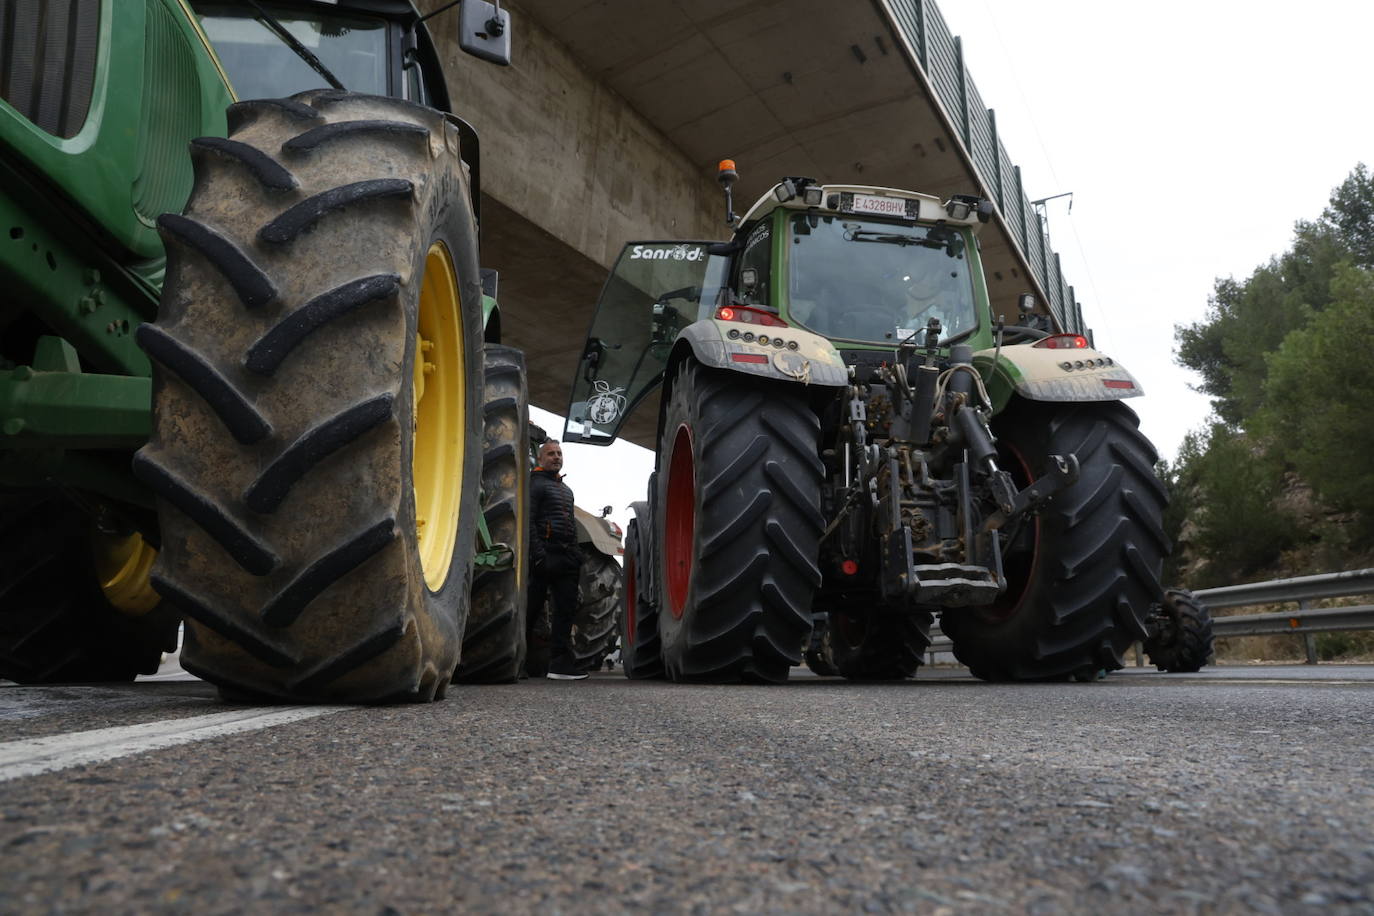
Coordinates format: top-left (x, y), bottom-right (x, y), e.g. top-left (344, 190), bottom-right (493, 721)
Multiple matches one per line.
top-left (666, 318), bottom-right (849, 393)
top-left (974, 342), bottom-right (1144, 415)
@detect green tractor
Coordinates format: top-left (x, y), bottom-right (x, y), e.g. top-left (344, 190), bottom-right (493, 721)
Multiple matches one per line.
top-left (568, 169), bottom-right (1210, 683)
top-left (1, 0), bottom-right (531, 700)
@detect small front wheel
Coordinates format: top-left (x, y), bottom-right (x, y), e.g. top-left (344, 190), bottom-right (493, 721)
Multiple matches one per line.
top-left (1144, 588), bottom-right (1215, 673)
top-left (828, 608), bottom-right (932, 681)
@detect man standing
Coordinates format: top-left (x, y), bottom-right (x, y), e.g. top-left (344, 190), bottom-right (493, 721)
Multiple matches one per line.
top-left (528, 439), bottom-right (587, 680)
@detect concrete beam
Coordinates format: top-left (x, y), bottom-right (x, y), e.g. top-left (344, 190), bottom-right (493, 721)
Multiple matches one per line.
top-left (427, 0), bottom-right (728, 422)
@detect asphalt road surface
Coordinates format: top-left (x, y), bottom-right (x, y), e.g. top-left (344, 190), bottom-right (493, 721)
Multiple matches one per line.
top-left (2, 661), bottom-right (1372, 914)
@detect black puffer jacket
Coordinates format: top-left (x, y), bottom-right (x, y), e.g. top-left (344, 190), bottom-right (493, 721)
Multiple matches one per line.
top-left (530, 468), bottom-right (581, 574)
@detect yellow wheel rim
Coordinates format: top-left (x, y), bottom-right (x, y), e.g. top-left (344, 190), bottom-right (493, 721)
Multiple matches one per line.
top-left (93, 531), bottom-right (160, 615)
top-left (413, 241), bottom-right (465, 591)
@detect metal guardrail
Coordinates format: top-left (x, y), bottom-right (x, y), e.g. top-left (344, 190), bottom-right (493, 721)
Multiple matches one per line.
top-left (1194, 568), bottom-right (1374, 664)
top-left (927, 569), bottom-right (1374, 665)
top-left (1195, 568), bottom-right (1374, 610)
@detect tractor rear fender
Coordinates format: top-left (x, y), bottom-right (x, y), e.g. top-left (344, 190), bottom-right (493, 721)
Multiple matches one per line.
top-left (666, 318), bottom-right (849, 393)
top-left (974, 343), bottom-right (1143, 415)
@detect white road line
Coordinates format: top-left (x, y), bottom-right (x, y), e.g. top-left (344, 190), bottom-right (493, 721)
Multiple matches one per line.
top-left (0, 706), bottom-right (347, 782)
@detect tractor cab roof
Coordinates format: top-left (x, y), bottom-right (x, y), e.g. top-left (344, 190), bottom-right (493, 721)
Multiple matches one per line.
top-left (736, 179), bottom-right (990, 235)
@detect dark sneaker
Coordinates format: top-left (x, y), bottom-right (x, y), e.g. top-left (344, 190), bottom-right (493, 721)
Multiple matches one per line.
top-left (546, 670), bottom-right (589, 681)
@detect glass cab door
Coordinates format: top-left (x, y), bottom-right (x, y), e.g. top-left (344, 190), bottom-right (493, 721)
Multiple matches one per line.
top-left (564, 241), bottom-right (724, 445)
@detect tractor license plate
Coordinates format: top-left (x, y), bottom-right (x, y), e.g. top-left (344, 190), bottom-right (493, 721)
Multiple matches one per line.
top-left (847, 193), bottom-right (918, 220)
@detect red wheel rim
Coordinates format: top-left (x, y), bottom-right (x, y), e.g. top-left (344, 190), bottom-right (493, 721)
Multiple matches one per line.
top-left (985, 439), bottom-right (1040, 622)
top-left (665, 424), bottom-right (695, 620)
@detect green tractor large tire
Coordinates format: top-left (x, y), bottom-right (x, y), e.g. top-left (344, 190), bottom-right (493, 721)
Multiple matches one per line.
top-left (455, 344), bottom-right (529, 683)
top-left (942, 401), bottom-right (1167, 680)
top-left (619, 513), bottom-right (665, 679)
top-left (134, 91), bottom-right (485, 702)
top-left (656, 361), bottom-right (823, 683)
top-left (0, 493), bottom-right (177, 683)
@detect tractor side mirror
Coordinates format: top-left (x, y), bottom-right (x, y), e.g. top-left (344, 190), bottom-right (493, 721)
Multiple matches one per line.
top-left (460, 0), bottom-right (512, 66)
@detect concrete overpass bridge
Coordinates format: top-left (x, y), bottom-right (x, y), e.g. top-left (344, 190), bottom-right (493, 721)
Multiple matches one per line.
top-left (430, 0), bottom-right (1087, 445)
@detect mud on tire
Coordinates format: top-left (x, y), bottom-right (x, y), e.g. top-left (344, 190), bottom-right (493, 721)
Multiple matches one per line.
top-left (942, 400), bottom-right (1167, 681)
top-left (656, 361), bottom-right (822, 683)
top-left (134, 91), bottom-right (486, 702)
top-left (456, 345), bottom-right (529, 683)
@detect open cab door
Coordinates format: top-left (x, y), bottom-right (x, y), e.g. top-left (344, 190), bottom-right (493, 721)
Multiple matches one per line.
top-left (564, 241), bottom-right (724, 445)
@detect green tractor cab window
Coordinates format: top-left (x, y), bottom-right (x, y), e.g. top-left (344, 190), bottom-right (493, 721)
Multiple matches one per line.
top-left (192, 3), bottom-right (390, 98)
top-left (786, 213), bottom-right (978, 346)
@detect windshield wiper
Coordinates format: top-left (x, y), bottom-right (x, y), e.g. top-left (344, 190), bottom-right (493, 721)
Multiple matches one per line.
top-left (844, 229), bottom-right (945, 250)
top-left (245, 0), bottom-right (346, 91)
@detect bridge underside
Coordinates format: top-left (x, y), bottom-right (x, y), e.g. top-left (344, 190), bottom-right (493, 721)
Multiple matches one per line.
top-left (438, 0), bottom-right (1062, 448)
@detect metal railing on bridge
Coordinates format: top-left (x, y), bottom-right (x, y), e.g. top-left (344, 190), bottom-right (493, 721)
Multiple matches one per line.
top-left (882, 0), bottom-right (1086, 335)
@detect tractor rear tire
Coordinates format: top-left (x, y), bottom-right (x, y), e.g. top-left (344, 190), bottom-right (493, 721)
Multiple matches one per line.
top-left (656, 361), bottom-right (823, 683)
top-left (828, 608), bottom-right (932, 681)
top-left (134, 91), bottom-right (485, 702)
top-left (619, 516), bottom-right (665, 679)
top-left (942, 400), bottom-right (1167, 681)
top-left (455, 345), bottom-right (529, 683)
top-left (1144, 588), bottom-right (1214, 672)
top-left (572, 552), bottom-right (622, 671)
top-left (0, 493), bottom-right (177, 683)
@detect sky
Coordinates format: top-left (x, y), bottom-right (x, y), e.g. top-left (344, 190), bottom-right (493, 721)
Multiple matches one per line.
top-left (536, 0), bottom-right (1374, 536)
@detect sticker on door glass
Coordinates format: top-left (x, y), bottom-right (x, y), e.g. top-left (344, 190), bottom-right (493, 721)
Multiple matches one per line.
top-left (629, 243), bottom-right (705, 261)
top-left (586, 380), bottom-right (627, 425)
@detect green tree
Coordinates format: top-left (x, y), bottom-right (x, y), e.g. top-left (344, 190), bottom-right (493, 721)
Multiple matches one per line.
top-left (1176, 222), bottom-right (1346, 424)
top-left (1324, 163), bottom-right (1374, 269)
top-left (1257, 263), bottom-right (1374, 534)
top-left (1171, 424), bottom-right (1298, 583)
top-left (1176, 164), bottom-right (1371, 424)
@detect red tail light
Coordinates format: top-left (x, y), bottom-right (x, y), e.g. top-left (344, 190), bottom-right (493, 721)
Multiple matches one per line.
top-left (1032, 334), bottom-right (1090, 349)
top-left (841, 559), bottom-right (859, 576)
top-left (716, 305), bottom-right (788, 328)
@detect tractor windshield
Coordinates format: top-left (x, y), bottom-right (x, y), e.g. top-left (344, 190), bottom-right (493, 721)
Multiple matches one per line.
top-left (786, 213), bottom-right (978, 345)
top-left (193, 3), bottom-right (390, 99)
